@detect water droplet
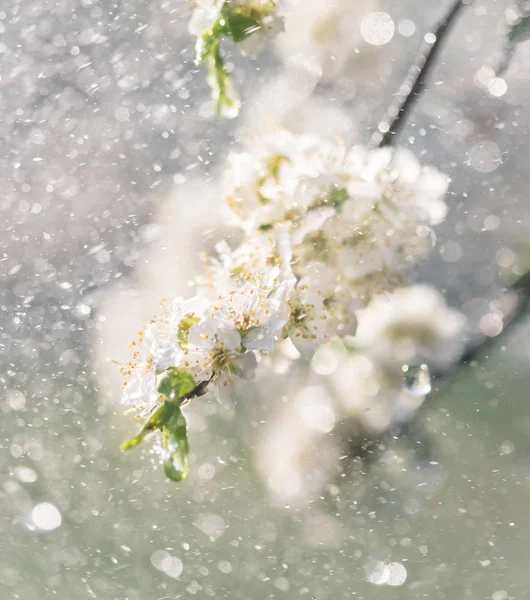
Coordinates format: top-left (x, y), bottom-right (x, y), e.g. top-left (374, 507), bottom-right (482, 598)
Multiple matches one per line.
top-left (220, 102), bottom-right (240, 119)
top-left (402, 364), bottom-right (431, 396)
top-left (15, 466), bottom-right (37, 483)
top-left (31, 502), bottom-right (62, 531)
top-left (366, 560), bottom-right (390, 585)
top-left (360, 12), bottom-right (395, 46)
top-left (386, 562), bottom-right (407, 586)
top-left (164, 445), bottom-right (189, 482)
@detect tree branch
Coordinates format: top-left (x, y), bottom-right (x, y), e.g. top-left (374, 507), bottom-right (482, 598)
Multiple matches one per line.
top-left (342, 0), bottom-right (530, 470)
top-left (371, 0), bottom-right (468, 149)
top-left (436, 270), bottom-right (530, 379)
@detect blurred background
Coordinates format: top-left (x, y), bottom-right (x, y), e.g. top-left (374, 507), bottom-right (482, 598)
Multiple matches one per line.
top-left (2, 0), bottom-right (530, 598)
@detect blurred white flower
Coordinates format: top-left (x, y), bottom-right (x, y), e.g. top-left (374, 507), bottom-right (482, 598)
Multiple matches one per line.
top-left (355, 284), bottom-right (465, 369)
top-left (256, 384), bottom-right (342, 506)
top-left (188, 0), bottom-right (223, 37)
top-left (275, 0), bottom-right (383, 82)
top-left (224, 129), bottom-right (345, 231)
top-left (331, 354), bottom-right (426, 430)
top-left (256, 283), bottom-right (465, 505)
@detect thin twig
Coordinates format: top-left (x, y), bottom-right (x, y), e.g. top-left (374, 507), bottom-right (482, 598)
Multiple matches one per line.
top-left (371, 0), bottom-right (468, 149)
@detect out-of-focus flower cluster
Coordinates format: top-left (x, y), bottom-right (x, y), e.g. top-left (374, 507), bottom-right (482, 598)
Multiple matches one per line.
top-left (275, 0), bottom-right (383, 83)
top-left (189, 0), bottom-right (284, 117)
top-left (119, 130), bottom-right (450, 419)
top-left (257, 284), bottom-right (465, 506)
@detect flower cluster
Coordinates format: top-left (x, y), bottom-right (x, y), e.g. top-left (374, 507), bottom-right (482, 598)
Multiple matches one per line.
top-left (355, 284), bottom-right (465, 369)
top-left (189, 0), bottom-right (284, 117)
top-left (119, 129), bottom-right (450, 480)
top-left (256, 284), bottom-right (465, 506)
top-left (222, 131), bottom-right (448, 304)
top-left (275, 0), bottom-right (383, 83)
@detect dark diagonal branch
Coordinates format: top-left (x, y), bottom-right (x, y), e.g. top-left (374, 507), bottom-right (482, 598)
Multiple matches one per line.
top-left (436, 270), bottom-right (530, 380)
top-left (342, 0), bottom-right (530, 470)
top-left (368, 0), bottom-right (530, 375)
top-left (371, 0), bottom-right (468, 149)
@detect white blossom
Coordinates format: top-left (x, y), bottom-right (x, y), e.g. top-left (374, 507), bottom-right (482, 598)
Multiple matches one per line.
top-left (223, 130), bottom-right (347, 231)
top-left (253, 280), bottom-right (465, 504)
top-left (184, 316), bottom-right (257, 385)
top-left (284, 267), bottom-right (357, 358)
top-left (119, 130), bottom-right (453, 423)
top-left (274, 0), bottom-right (384, 82)
top-left (256, 384), bottom-right (342, 506)
top-left (119, 319), bottom-right (179, 409)
top-left (188, 0), bottom-right (223, 37)
top-left (355, 285), bottom-right (465, 369)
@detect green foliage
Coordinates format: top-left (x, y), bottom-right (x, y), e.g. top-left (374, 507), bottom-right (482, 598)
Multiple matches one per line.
top-left (222, 11), bottom-right (261, 43)
top-left (121, 368), bottom-right (199, 482)
top-left (157, 367), bottom-right (197, 402)
top-left (120, 401), bottom-right (176, 451)
top-left (194, 2), bottom-right (278, 117)
top-left (162, 407), bottom-right (190, 481)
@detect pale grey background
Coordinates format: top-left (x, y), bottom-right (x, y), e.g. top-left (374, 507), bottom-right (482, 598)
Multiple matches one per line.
top-left (1, 1), bottom-right (530, 598)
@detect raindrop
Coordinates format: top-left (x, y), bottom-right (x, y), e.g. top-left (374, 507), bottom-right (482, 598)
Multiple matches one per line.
top-left (31, 502), bottom-right (62, 531)
top-left (366, 560), bottom-right (390, 585)
top-left (15, 466), bottom-right (37, 483)
top-left (220, 103), bottom-right (240, 119)
top-left (360, 12), bottom-right (395, 46)
top-left (386, 562), bottom-right (407, 586)
top-left (402, 364), bottom-right (431, 396)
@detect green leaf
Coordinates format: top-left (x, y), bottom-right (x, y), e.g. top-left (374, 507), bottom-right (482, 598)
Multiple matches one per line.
top-left (121, 368), bottom-right (200, 455)
top-left (163, 407), bottom-right (190, 482)
top-left (222, 11), bottom-right (261, 43)
top-left (120, 401), bottom-right (178, 451)
top-left (120, 401), bottom-right (190, 483)
top-left (157, 367), bottom-right (197, 403)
